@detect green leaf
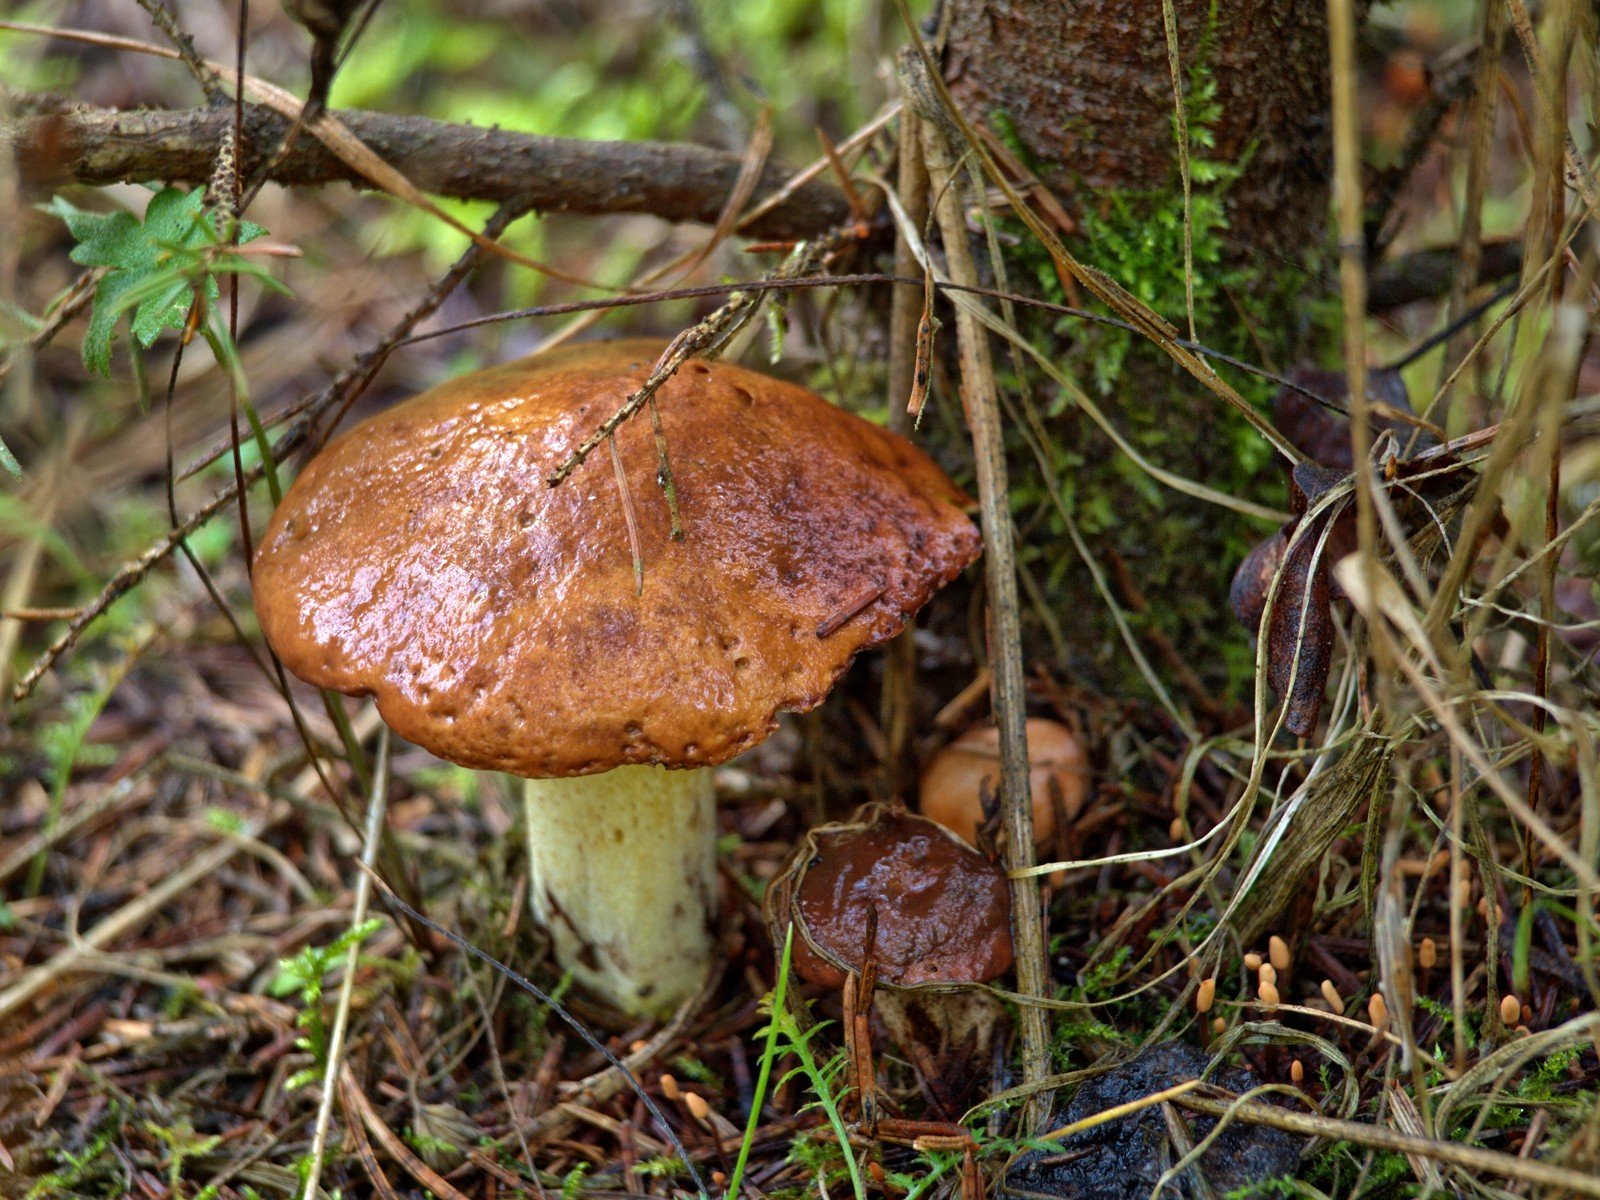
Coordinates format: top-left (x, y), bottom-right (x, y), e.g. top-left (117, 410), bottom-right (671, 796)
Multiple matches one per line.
top-left (141, 185), bottom-right (209, 248)
top-left (130, 276), bottom-right (194, 348)
top-left (44, 197), bottom-right (141, 268)
top-left (83, 271), bottom-right (141, 377)
top-left (44, 187), bottom-right (277, 375)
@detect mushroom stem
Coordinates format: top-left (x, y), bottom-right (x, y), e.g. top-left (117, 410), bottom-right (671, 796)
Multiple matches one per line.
top-left (873, 988), bottom-right (1008, 1113)
top-left (523, 765), bottom-right (716, 1016)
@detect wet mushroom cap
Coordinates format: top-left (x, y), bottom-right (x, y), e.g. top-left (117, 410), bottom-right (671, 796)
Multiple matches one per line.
top-left (252, 339), bottom-right (981, 777)
top-left (791, 808), bottom-right (1013, 988)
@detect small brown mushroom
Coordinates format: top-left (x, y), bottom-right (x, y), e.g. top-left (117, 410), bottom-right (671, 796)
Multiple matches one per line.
top-left (766, 803), bottom-right (1012, 1113)
top-left (253, 340), bottom-right (981, 1015)
top-left (917, 717), bottom-right (1088, 847)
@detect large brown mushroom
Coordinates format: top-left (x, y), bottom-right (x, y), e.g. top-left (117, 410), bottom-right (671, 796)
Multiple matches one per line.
top-left (253, 340), bottom-right (980, 1016)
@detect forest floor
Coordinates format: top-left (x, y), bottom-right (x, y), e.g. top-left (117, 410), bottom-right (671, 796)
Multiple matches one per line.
top-left (2, 1), bottom-right (1599, 1198)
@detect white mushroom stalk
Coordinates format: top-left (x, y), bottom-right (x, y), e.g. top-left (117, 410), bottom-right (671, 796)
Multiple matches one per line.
top-left (523, 766), bottom-right (715, 1016)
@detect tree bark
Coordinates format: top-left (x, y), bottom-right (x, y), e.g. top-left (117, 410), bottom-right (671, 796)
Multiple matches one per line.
top-left (944, 0), bottom-right (1335, 264)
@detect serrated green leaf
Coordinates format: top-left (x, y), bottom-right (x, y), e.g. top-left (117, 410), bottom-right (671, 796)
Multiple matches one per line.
top-left (83, 272), bottom-right (141, 376)
top-left (130, 277), bottom-right (193, 348)
top-left (48, 187), bottom-right (279, 374)
top-left (43, 196), bottom-right (133, 266)
top-left (142, 186), bottom-right (210, 248)
top-left (69, 210), bottom-right (145, 270)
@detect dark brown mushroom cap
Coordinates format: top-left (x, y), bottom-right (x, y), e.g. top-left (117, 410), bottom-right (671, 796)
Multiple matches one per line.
top-left (252, 339), bottom-right (980, 777)
top-left (788, 807), bottom-right (1013, 988)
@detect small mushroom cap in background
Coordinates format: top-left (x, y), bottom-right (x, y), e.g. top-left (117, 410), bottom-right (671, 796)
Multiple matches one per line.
top-left (253, 340), bottom-right (981, 777)
top-left (782, 805), bottom-right (1013, 989)
top-left (917, 717), bottom-right (1088, 847)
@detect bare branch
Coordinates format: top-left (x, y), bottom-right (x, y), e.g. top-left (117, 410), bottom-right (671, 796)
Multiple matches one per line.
top-left (6, 96), bottom-right (852, 241)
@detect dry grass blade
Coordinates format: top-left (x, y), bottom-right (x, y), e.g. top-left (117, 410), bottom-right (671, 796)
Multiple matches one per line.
top-left (1158, 0), bottom-right (1196, 341)
top-left (1175, 1091), bottom-right (1600, 1197)
top-left (301, 728), bottom-right (391, 1200)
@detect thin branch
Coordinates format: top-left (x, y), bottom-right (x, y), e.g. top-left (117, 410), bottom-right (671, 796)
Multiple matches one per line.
top-left (6, 96), bottom-right (850, 242)
top-left (1366, 240), bottom-right (1523, 312)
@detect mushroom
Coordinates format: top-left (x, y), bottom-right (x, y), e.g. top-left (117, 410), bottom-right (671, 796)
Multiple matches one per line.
top-left (252, 340), bottom-right (981, 1016)
top-left (918, 717), bottom-right (1088, 847)
top-left (765, 802), bottom-right (1013, 1113)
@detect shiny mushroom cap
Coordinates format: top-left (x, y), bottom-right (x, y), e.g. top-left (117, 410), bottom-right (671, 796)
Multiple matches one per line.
top-left (252, 340), bottom-right (980, 777)
top-left (779, 804), bottom-right (1013, 989)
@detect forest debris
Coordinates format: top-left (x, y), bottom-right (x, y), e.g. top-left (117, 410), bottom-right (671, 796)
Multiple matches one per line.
top-left (1001, 1043), bottom-right (1301, 1200)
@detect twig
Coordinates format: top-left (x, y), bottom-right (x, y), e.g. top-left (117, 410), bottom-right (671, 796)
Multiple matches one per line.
top-left (363, 880), bottom-right (711, 1198)
top-left (5, 93), bottom-right (849, 243)
top-left (544, 228), bottom-right (856, 488)
top-left (302, 728), bottom-right (391, 1200)
top-left (0, 429), bottom-right (73, 697)
top-left (879, 104), bottom-right (929, 797)
top-left (0, 268), bottom-right (101, 389)
top-left (0, 799), bottom-right (292, 1021)
top-left (341, 1066), bottom-right (478, 1200)
top-left (131, 0), bottom-right (229, 103)
top-left (1366, 40), bottom-right (1481, 256)
top-left (0, 772), bottom-right (145, 888)
top-left (1173, 1093), bottom-right (1600, 1197)
top-left (1158, 0), bottom-right (1195, 341)
top-left (535, 965), bottom-right (718, 1138)
top-left (917, 88), bottom-right (1051, 1132)
top-left (1327, 0), bottom-right (1385, 707)
top-left (1431, 3), bottom-right (1507, 411)
top-left (1366, 241), bottom-right (1522, 312)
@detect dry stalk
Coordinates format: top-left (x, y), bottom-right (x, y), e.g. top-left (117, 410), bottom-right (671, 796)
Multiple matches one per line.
top-left (1175, 1090), bottom-right (1600, 1197)
top-left (917, 100), bottom-right (1050, 1130)
top-left (301, 727), bottom-right (391, 1200)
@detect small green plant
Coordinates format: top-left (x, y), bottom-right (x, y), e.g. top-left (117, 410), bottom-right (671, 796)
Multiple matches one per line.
top-left (1222, 1175), bottom-right (1297, 1200)
top-left (1049, 945), bottom-right (1132, 1062)
top-left (25, 1113), bottom-right (119, 1199)
top-left (632, 1154), bottom-right (690, 1180)
top-left (269, 919), bottom-right (384, 1091)
top-left (27, 654), bottom-right (138, 897)
top-left (44, 186), bottom-right (281, 377)
top-left (403, 1126), bottom-right (463, 1168)
top-left (725, 926), bottom-right (866, 1200)
top-left (558, 1162), bottom-right (590, 1200)
top-left (670, 1053), bottom-right (723, 1089)
top-left (144, 1116), bottom-right (222, 1196)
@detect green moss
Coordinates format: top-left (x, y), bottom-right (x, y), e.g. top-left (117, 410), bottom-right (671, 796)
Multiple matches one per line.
top-left (974, 29), bottom-right (1336, 702)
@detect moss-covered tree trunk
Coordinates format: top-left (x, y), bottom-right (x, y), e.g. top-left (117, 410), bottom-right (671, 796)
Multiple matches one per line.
top-left (940, 0), bottom-right (1341, 697)
top-left (945, 0), bottom-right (1333, 263)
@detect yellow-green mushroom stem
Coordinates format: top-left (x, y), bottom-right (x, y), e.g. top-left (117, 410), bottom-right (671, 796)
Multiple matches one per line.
top-left (523, 765), bottom-right (716, 1017)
